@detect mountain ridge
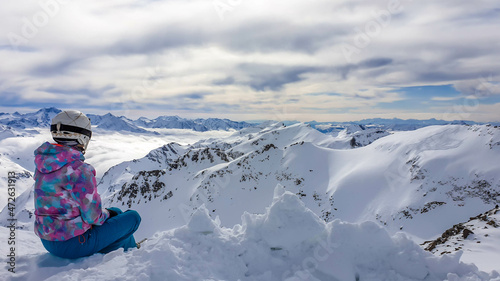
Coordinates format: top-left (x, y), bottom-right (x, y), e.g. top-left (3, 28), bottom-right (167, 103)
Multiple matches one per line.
top-left (3, 107), bottom-right (499, 135)
top-left (90, 123), bottom-right (500, 242)
top-left (0, 107), bottom-right (253, 133)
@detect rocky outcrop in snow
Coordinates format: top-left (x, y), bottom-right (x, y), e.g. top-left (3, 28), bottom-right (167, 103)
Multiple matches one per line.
top-left (423, 205), bottom-right (500, 254)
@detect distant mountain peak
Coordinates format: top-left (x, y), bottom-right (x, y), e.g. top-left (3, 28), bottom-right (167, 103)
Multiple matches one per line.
top-left (37, 107), bottom-right (61, 113)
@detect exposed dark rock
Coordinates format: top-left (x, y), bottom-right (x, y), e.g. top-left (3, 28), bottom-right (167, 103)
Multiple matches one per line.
top-left (463, 228), bottom-right (474, 239)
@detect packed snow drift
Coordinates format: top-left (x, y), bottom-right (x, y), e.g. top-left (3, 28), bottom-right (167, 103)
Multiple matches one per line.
top-left (1, 188), bottom-right (499, 281)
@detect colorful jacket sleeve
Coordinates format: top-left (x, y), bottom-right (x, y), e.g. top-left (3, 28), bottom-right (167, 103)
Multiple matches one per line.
top-left (70, 163), bottom-right (109, 225)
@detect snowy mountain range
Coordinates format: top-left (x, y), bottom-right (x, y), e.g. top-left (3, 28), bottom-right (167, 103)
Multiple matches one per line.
top-left (2, 107), bottom-right (493, 136)
top-left (0, 107), bottom-right (253, 134)
top-left (1, 109), bottom-right (500, 280)
top-left (93, 123), bottom-right (500, 240)
top-left (307, 118), bottom-right (492, 135)
top-left (0, 107), bottom-right (61, 129)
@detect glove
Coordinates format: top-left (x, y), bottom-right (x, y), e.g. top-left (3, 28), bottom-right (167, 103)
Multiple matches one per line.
top-left (106, 208), bottom-right (119, 218)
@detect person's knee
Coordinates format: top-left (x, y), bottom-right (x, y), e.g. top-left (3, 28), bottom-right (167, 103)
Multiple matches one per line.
top-left (125, 210), bottom-right (141, 226)
top-left (107, 207), bottom-right (123, 215)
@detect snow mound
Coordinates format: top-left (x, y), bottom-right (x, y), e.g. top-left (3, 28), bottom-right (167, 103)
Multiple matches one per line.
top-left (8, 186), bottom-right (499, 281)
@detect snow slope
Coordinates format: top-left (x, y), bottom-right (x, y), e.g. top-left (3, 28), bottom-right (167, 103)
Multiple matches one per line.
top-left (1, 189), bottom-right (498, 281)
top-left (0, 158), bottom-right (32, 212)
top-left (0, 126), bottom-right (44, 209)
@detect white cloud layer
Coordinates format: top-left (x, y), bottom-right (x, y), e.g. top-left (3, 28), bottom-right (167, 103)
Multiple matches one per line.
top-left (1, 0), bottom-right (499, 121)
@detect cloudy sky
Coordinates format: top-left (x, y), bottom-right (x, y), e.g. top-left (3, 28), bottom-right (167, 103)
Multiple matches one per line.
top-left (1, 0), bottom-right (499, 122)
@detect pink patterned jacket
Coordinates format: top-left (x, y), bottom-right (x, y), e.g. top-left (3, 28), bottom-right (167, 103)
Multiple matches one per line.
top-left (34, 142), bottom-right (109, 241)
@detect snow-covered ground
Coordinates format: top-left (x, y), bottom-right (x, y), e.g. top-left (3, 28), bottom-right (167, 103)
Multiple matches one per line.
top-left (1, 188), bottom-right (499, 281)
top-left (1, 116), bottom-right (500, 280)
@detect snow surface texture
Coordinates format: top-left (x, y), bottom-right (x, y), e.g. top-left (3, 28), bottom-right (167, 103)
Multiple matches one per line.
top-left (2, 188), bottom-right (499, 281)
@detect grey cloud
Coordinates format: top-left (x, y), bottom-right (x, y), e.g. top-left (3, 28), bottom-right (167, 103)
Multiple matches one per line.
top-left (359, 58), bottom-right (393, 68)
top-left (233, 57), bottom-right (393, 91)
top-left (213, 77), bottom-right (235, 86)
top-left (106, 20), bottom-right (347, 56)
top-left (0, 91), bottom-right (25, 106)
top-left (286, 98), bottom-right (300, 103)
top-left (414, 70), bottom-right (495, 85)
top-left (352, 93), bottom-right (376, 100)
top-left (109, 25), bottom-right (206, 55)
top-left (175, 92), bottom-right (211, 100)
top-left (237, 63), bottom-right (318, 91)
top-left (148, 99), bottom-right (241, 114)
top-left (454, 79), bottom-right (500, 97)
top-left (220, 21), bottom-right (347, 54)
top-left (30, 57), bottom-right (83, 77)
top-left (337, 57), bottom-right (393, 80)
top-left (41, 84), bottom-right (118, 98)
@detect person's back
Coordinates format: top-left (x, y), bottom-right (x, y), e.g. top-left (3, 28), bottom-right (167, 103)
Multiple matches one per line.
top-left (34, 142), bottom-right (106, 241)
top-left (33, 110), bottom-right (142, 259)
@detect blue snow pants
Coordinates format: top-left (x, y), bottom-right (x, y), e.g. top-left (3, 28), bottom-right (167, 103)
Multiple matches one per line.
top-left (41, 208), bottom-right (141, 259)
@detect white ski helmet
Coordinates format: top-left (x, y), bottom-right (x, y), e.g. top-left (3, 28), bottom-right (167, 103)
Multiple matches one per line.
top-left (51, 110), bottom-right (92, 153)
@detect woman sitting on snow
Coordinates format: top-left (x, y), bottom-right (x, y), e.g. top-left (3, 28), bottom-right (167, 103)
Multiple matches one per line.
top-left (33, 110), bottom-right (142, 259)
